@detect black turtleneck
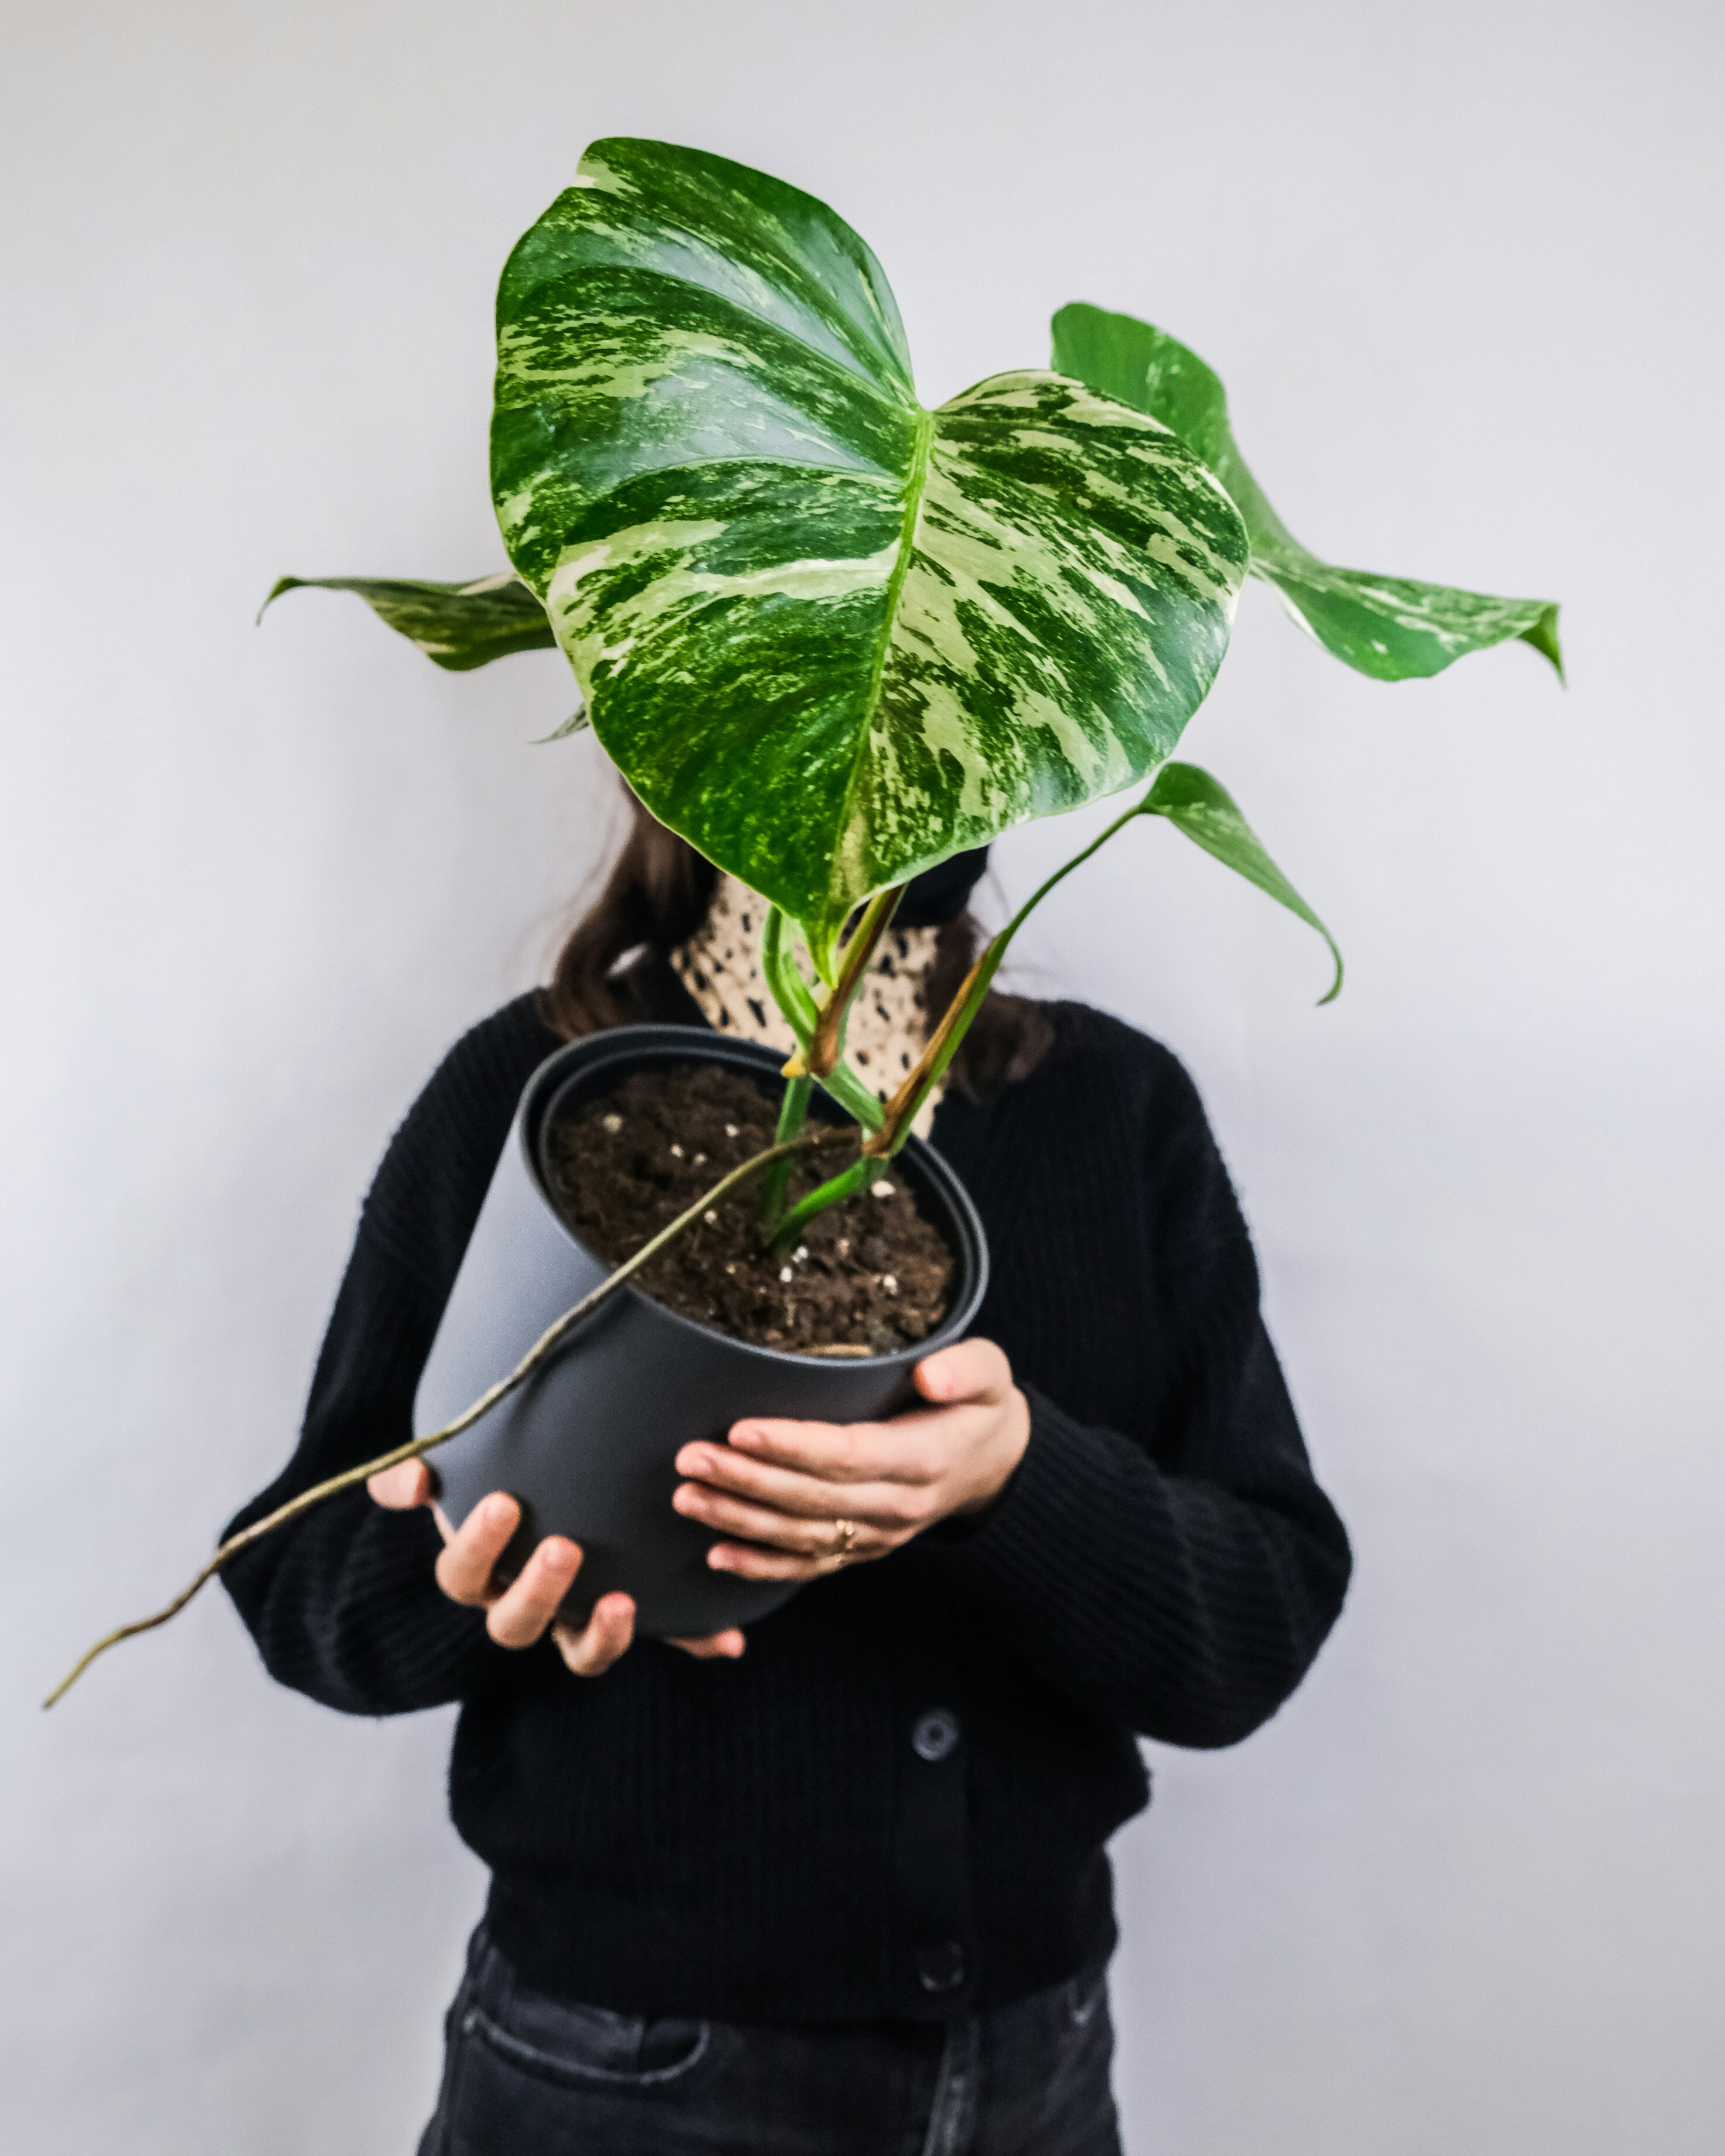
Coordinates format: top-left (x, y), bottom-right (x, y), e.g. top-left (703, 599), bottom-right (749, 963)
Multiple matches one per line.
top-left (221, 959), bottom-right (1350, 2022)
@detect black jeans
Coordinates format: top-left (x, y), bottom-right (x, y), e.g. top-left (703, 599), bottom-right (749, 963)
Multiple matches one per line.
top-left (417, 1925), bottom-right (1123, 2155)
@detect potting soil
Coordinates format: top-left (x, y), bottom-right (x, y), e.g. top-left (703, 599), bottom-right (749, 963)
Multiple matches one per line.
top-left (543, 1063), bottom-right (954, 1355)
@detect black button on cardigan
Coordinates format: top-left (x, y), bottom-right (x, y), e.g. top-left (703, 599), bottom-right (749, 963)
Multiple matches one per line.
top-left (912, 1709), bottom-right (962, 1762)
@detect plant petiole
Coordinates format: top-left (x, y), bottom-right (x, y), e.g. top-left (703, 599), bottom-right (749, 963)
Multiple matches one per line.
top-left (760, 1073), bottom-right (813, 1223)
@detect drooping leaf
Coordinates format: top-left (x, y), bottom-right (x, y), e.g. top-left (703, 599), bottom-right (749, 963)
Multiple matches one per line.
top-left (260, 572), bottom-right (556, 671)
top-left (491, 138), bottom-right (1250, 973)
top-left (1142, 760), bottom-right (1342, 1002)
top-left (1051, 304), bottom-right (1562, 686)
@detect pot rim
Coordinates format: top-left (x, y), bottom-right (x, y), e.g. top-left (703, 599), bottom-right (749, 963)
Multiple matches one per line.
top-left (514, 1023), bottom-right (988, 1374)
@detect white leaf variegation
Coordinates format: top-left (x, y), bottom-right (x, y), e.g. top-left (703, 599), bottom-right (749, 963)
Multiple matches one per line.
top-left (260, 572), bottom-right (555, 672)
top-left (1052, 304), bottom-right (1563, 686)
top-left (491, 139), bottom-right (1250, 971)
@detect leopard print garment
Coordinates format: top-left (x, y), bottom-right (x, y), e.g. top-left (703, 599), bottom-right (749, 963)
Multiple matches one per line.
top-left (671, 875), bottom-right (946, 1140)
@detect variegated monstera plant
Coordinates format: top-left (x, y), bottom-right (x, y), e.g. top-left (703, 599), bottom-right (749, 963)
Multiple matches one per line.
top-left (269, 136), bottom-right (1560, 1248)
top-left (44, 138), bottom-right (1563, 1704)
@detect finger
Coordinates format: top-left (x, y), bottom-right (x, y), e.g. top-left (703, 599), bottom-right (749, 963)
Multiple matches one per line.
top-left (486, 1536), bottom-right (582, 1649)
top-left (666, 1629), bottom-right (747, 1660)
top-left (707, 1540), bottom-right (838, 1583)
top-left (552, 1592), bottom-right (636, 1676)
top-left (723, 1408), bottom-right (991, 1489)
top-left (722, 1417), bottom-right (885, 1484)
top-left (369, 1459), bottom-right (434, 1510)
top-left (674, 1480), bottom-right (911, 1550)
top-left (915, 1336), bottom-right (1012, 1406)
top-left (435, 1492), bottom-right (523, 1606)
top-left (676, 1441), bottom-right (922, 1519)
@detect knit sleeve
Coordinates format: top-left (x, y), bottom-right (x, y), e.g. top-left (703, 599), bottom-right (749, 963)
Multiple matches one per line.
top-left (943, 1052), bottom-right (1351, 1747)
top-left (219, 998), bottom-right (556, 1716)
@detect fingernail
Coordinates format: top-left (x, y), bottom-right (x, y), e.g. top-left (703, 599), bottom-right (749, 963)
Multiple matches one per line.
top-left (672, 1485), bottom-right (698, 1514)
top-left (679, 1448), bottom-right (711, 1475)
top-left (708, 1548), bottom-right (735, 1571)
top-left (730, 1426), bottom-right (763, 1451)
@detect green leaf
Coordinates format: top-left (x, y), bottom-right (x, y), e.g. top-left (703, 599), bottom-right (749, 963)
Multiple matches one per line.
top-left (1143, 760), bottom-right (1343, 1003)
top-left (1051, 304), bottom-right (1562, 686)
top-left (260, 572), bottom-right (556, 672)
top-left (491, 138), bottom-right (1250, 971)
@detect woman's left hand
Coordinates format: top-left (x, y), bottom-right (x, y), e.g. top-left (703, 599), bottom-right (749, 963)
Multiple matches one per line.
top-left (671, 1337), bottom-right (1030, 1582)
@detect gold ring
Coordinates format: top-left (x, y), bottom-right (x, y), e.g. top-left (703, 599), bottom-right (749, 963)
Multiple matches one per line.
top-left (829, 1517), bottom-right (859, 1560)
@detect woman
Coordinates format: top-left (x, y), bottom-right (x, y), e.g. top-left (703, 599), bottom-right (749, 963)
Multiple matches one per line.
top-left (223, 796), bottom-right (1351, 2155)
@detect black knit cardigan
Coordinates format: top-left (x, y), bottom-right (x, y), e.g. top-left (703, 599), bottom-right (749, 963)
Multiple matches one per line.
top-left (222, 963), bottom-right (1350, 2023)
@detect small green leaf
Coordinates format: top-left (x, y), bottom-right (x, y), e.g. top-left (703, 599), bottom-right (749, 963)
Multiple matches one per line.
top-left (260, 572), bottom-right (555, 671)
top-left (1144, 761), bottom-right (1342, 1003)
top-left (1052, 304), bottom-right (1562, 686)
top-left (491, 139), bottom-right (1250, 970)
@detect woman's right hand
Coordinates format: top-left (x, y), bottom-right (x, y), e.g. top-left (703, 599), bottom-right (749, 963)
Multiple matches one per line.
top-left (367, 1461), bottom-right (745, 1675)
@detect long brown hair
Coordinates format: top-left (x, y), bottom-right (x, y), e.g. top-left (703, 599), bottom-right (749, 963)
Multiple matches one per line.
top-left (538, 788), bottom-right (1052, 1096)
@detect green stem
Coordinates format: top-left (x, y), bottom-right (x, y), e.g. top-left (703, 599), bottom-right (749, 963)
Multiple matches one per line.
top-left (768, 1152), bottom-right (878, 1254)
top-left (761, 905), bottom-right (884, 1132)
top-left (807, 885), bottom-right (903, 1079)
top-left (762, 906), bottom-right (819, 1045)
top-left (868, 787), bottom-right (1161, 1158)
top-left (760, 1073), bottom-right (813, 1223)
top-left (820, 1062), bottom-right (887, 1134)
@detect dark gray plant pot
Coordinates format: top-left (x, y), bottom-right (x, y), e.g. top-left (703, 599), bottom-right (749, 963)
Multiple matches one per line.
top-left (414, 1025), bottom-right (989, 1638)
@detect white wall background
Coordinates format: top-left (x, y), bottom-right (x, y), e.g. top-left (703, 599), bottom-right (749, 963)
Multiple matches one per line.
top-left (4, 2), bottom-right (1720, 2149)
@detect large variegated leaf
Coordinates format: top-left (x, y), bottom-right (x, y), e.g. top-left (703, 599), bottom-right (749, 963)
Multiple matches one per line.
top-left (1052, 304), bottom-right (1563, 685)
top-left (491, 138), bottom-right (1250, 972)
top-left (260, 572), bottom-right (555, 671)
